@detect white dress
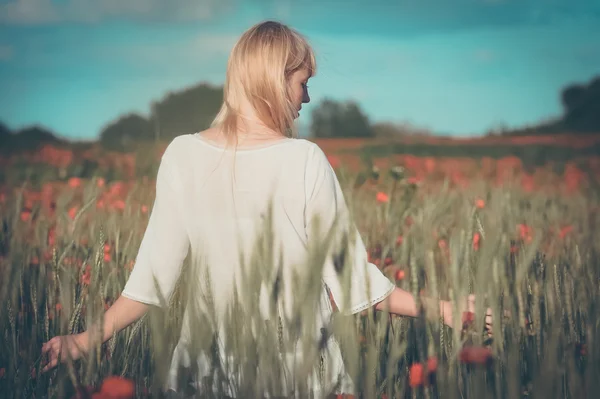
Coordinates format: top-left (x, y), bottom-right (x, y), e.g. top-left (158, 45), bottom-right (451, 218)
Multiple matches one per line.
top-left (121, 133), bottom-right (395, 398)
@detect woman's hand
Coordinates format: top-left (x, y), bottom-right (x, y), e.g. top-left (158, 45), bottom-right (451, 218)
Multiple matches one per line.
top-left (441, 294), bottom-right (493, 332)
top-left (39, 296), bottom-right (150, 373)
top-left (41, 333), bottom-right (89, 373)
top-left (375, 289), bottom-right (493, 333)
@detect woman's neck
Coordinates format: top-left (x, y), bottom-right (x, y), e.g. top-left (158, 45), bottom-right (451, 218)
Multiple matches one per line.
top-left (235, 117), bottom-right (286, 140)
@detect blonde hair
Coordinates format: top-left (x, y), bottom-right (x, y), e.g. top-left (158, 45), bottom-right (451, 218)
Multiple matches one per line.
top-left (211, 20), bottom-right (316, 144)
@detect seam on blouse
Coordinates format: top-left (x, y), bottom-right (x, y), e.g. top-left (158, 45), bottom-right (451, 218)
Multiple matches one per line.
top-left (341, 282), bottom-right (395, 316)
top-left (304, 144), bottom-right (340, 238)
top-left (305, 144), bottom-right (328, 209)
top-left (121, 290), bottom-right (163, 307)
top-left (159, 149), bottom-right (192, 243)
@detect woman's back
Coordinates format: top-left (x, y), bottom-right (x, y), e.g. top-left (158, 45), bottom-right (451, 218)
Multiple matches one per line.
top-left (121, 131), bottom-right (398, 396)
top-left (122, 131), bottom-right (354, 321)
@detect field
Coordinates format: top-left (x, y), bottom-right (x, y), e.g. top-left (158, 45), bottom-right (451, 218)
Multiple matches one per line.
top-left (0, 135), bottom-right (599, 398)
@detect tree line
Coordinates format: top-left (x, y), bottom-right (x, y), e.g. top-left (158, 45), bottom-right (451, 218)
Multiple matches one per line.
top-left (1, 74), bottom-right (598, 154)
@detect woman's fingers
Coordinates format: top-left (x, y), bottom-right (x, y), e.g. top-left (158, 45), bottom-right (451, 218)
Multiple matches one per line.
top-left (41, 337), bottom-right (64, 373)
top-left (42, 357), bottom-right (58, 373)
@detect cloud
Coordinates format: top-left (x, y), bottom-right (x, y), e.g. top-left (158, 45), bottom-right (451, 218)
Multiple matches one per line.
top-left (102, 32), bottom-right (238, 62)
top-left (0, 45), bottom-right (14, 61)
top-left (0, 0), bottom-right (236, 25)
top-left (0, 0), bottom-right (60, 24)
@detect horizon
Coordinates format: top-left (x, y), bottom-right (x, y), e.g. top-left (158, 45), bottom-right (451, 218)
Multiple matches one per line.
top-left (1, 0), bottom-right (599, 139)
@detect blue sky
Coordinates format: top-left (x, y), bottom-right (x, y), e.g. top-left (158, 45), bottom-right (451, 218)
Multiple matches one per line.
top-left (0, 0), bottom-right (599, 139)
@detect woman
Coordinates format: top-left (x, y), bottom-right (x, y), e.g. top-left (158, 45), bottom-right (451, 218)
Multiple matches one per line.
top-left (41, 20), bottom-right (488, 398)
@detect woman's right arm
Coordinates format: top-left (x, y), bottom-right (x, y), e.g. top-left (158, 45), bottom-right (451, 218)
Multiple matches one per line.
top-left (41, 296), bottom-right (149, 372)
top-left (41, 140), bottom-right (190, 372)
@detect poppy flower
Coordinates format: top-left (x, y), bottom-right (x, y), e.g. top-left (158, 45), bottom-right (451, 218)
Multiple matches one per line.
top-left (327, 155), bottom-right (341, 169)
top-left (395, 235), bottom-right (403, 246)
top-left (472, 233), bottom-right (481, 251)
top-left (111, 200), bottom-right (126, 211)
top-left (395, 269), bottom-right (405, 281)
top-left (459, 346), bottom-right (492, 365)
top-left (99, 376), bottom-right (135, 399)
top-left (20, 210), bottom-right (32, 222)
top-left (409, 356), bottom-right (438, 388)
top-left (81, 265), bottom-right (92, 286)
top-left (68, 177), bottom-right (82, 189)
top-left (409, 363), bottom-right (424, 387)
top-left (68, 207), bottom-right (78, 220)
top-left (559, 225), bottom-right (573, 239)
top-left (517, 224), bottom-right (533, 243)
top-left (376, 192), bottom-right (389, 203)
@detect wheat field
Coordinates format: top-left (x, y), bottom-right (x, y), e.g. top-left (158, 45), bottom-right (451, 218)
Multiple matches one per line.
top-left (0, 150), bottom-right (598, 398)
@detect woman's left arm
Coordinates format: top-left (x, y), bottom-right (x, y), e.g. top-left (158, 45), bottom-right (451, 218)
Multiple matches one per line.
top-left (375, 288), bottom-right (481, 328)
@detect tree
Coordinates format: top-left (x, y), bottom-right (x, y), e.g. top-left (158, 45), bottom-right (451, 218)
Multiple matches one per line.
top-left (561, 75), bottom-right (600, 133)
top-left (99, 113), bottom-right (153, 152)
top-left (0, 122), bottom-right (10, 149)
top-left (151, 83), bottom-right (223, 140)
top-left (310, 98), bottom-right (373, 138)
top-left (11, 125), bottom-right (64, 151)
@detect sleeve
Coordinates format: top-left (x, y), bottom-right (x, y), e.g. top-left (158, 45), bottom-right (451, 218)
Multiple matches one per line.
top-left (304, 143), bottom-right (395, 315)
top-left (121, 145), bottom-right (190, 307)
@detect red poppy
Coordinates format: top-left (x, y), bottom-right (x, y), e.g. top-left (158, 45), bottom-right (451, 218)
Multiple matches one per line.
top-left (327, 155), bottom-right (341, 169)
top-left (472, 232), bottom-right (481, 251)
top-left (68, 177), bottom-right (82, 189)
top-left (99, 376), bottom-right (135, 399)
top-left (427, 357), bottom-right (438, 373)
top-left (68, 206), bottom-right (78, 220)
top-left (517, 224), bottom-right (533, 243)
top-left (459, 346), bottom-right (492, 365)
top-left (376, 192), bottom-right (389, 203)
top-left (395, 235), bottom-right (403, 246)
top-left (395, 269), bottom-right (405, 281)
top-left (111, 200), bottom-right (126, 211)
top-left (81, 265), bottom-right (92, 286)
top-left (48, 227), bottom-right (56, 246)
top-left (559, 225), bottom-right (573, 239)
top-left (20, 210), bottom-right (32, 222)
top-left (409, 363), bottom-right (424, 387)
top-left (409, 356), bottom-right (438, 388)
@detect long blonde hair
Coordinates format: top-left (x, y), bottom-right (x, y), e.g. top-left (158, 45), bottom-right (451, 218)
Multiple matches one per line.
top-left (211, 20), bottom-right (317, 145)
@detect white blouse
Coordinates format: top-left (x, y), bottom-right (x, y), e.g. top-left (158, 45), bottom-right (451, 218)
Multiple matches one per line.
top-left (121, 133), bottom-right (395, 397)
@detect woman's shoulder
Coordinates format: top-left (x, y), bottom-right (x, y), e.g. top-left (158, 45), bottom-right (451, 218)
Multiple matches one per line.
top-left (160, 133), bottom-right (328, 167)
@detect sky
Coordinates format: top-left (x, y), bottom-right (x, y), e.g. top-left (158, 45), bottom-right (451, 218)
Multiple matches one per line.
top-left (0, 0), bottom-right (599, 139)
